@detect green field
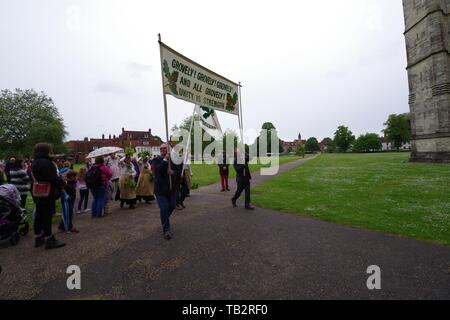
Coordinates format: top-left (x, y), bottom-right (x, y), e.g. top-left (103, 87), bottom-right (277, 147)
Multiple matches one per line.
top-left (252, 153), bottom-right (450, 245)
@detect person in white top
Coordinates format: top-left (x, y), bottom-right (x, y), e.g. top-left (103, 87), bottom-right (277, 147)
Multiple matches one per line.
top-left (105, 153), bottom-right (121, 200)
top-left (118, 155), bottom-right (137, 209)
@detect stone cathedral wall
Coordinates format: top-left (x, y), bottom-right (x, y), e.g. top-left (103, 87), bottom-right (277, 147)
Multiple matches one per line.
top-left (403, 0), bottom-right (450, 162)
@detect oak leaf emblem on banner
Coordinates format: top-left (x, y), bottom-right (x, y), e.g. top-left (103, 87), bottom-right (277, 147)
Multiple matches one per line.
top-left (200, 106), bottom-right (215, 119)
top-left (226, 92), bottom-right (239, 112)
top-left (163, 60), bottom-right (179, 95)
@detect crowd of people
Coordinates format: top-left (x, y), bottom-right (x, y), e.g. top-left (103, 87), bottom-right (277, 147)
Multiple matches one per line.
top-left (0, 142), bottom-right (255, 247)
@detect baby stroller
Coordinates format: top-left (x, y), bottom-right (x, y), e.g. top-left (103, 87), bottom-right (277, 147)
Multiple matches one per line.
top-left (0, 184), bottom-right (29, 246)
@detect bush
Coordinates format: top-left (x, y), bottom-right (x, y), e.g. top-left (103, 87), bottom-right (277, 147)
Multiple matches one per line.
top-left (191, 182), bottom-right (200, 190)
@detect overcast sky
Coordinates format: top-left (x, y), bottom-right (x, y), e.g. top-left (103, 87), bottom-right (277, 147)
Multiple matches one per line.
top-left (0, 0), bottom-right (409, 143)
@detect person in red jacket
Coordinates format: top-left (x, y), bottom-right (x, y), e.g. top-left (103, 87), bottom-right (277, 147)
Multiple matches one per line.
top-left (90, 156), bottom-right (112, 218)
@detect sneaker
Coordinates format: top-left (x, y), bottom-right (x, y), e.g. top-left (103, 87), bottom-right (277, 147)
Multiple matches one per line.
top-left (164, 231), bottom-right (172, 240)
top-left (69, 228), bottom-right (80, 234)
top-left (76, 210), bottom-right (81, 214)
top-left (45, 236), bottom-right (66, 250)
top-left (220, 189), bottom-right (225, 192)
top-left (245, 205), bottom-right (256, 211)
top-left (232, 200), bottom-right (237, 208)
top-left (83, 209), bottom-right (90, 213)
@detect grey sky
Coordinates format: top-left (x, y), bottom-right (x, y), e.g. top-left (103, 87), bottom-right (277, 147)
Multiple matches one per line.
top-left (0, 0), bottom-right (408, 143)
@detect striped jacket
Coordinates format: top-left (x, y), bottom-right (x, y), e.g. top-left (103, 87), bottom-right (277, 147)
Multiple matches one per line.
top-left (9, 169), bottom-right (31, 196)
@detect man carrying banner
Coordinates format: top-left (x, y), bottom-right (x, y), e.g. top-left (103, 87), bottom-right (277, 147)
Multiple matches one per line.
top-left (153, 144), bottom-right (180, 240)
top-left (231, 149), bottom-right (255, 210)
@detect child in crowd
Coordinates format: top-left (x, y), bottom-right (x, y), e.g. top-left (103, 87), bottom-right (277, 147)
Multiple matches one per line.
top-left (59, 170), bottom-right (79, 234)
top-left (77, 167), bottom-right (89, 214)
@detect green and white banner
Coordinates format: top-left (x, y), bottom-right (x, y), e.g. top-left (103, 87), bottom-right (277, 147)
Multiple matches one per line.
top-left (160, 41), bottom-right (240, 116)
top-left (195, 105), bottom-right (223, 140)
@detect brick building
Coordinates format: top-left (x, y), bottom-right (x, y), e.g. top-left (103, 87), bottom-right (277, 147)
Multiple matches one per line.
top-left (65, 128), bottom-right (162, 163)
top-left (281, 133), bottom-right (305, 153)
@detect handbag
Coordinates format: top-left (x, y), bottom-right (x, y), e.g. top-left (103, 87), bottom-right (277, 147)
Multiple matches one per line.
top-left (31, 172), bottom-right (51, 198)
top-left (32, 182), bottom-right (51, 198)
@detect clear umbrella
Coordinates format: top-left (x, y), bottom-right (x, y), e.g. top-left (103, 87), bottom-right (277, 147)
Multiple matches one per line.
top-left (86, 147), bottom-right (124, 159)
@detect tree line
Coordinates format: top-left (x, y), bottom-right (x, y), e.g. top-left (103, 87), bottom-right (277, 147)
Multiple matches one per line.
top-left (1, 88), bottom-right (412, 160)
top-left (300, 113), bottom-right (411, 154)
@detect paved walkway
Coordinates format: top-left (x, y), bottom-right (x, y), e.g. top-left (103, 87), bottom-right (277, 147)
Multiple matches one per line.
top-left (0, 158), bottom-right (449, 299)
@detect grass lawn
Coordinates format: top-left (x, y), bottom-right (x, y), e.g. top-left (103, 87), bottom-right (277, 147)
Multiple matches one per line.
top-left (252, 153), bottom-right (450, 245)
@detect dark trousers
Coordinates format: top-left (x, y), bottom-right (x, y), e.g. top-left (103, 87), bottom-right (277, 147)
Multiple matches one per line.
top-left (232, 178), bottom-right (251, 206)
top-left (220, 174), bottom-right (229, 190)
top-left (34, 198), bottom-right (56, 237)
top-left (20, 194), bottom-right (27, 209)
top-left (177, 180), bottom-right (188, 205)
top-left (91, 186), bottom-right (106, 217)
top-left (78, 189), bottom-right (89, 211)
top-left (156, 194), bottom-right (176, 233)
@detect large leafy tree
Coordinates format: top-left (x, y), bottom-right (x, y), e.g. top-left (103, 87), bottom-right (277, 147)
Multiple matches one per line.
top-left (254, 122), bottom-right (284, 154)
top-left (305, 137), bottom-right (321, 152)
top-left (383, 113), bottom-right (411, 151)
top-left (0, 89), bottom-right (67, 159)
top-left (321, 137), bottom-right (335, 153)
top-left (353, 133), bottom-right (382, 153)
top-left (333, 125), bottom-right (355, 152)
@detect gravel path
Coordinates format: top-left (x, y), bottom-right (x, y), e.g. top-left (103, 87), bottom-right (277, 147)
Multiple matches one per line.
top-left (0, 158), bottom-right (449, 300)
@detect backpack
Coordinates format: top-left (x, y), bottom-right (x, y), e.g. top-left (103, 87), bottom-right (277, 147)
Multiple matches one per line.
top-left (85, 166), bottom-right (103, 189)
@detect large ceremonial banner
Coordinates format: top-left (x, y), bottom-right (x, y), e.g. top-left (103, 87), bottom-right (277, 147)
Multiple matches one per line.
top-left (159, 41), bottom-right (240, 115)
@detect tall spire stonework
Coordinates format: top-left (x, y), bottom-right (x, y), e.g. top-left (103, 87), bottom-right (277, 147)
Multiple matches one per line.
top-left (403, 0), bottom-right (450, 162)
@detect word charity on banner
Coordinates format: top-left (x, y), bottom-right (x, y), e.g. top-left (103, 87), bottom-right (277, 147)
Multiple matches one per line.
top-left (160, 42), bottom-right (240, 115)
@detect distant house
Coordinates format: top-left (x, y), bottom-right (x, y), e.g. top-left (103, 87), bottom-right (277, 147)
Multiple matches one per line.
top-left (65, 128), bottom-right (162, 163)
top-left (380, 137), bottom-right (411, 151)
top-left (281, 133), bottom-right (305, 153)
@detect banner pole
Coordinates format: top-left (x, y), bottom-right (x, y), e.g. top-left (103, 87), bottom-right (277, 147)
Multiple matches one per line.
top-left (158, 33), bottom-right (172, 189)
top-left (182, 105), bottom-right (196, 177)
top-left (238, 82), bottom-right (245, 163)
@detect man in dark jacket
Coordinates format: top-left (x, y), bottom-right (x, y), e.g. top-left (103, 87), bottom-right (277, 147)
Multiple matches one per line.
top-left (153, 144), bottom-right (181, 240)
top-left (231, 150), bottom-right (255, 210)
